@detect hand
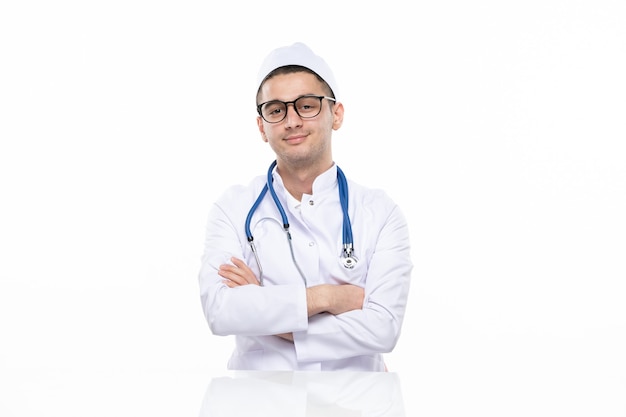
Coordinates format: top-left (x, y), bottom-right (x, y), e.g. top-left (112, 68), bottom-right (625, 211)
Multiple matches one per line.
top-left (218, 257), bottom-right (260, 287)
top-left (275, 333), bottom-right (294, 342)
top-left (327, 284), bottom-right (365, 315)
top-left (307, 284), bottom-right (364, 316)
top-left (274, 284), bottom-right (364, 343)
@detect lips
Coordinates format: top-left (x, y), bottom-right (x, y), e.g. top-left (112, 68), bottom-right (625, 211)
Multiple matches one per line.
top-left (284, 134), bottom-right (307, 144)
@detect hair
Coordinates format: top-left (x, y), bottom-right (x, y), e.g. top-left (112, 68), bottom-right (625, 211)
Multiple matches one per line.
top-left (256, 65), bottom-right (336, 104)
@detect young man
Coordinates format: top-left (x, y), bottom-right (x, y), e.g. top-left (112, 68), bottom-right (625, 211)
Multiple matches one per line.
top-left (198, 42), bottom-right (412, 371)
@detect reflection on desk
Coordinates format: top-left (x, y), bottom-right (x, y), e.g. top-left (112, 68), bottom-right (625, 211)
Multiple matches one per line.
top-left (199, 370), bottom-right (406, 417)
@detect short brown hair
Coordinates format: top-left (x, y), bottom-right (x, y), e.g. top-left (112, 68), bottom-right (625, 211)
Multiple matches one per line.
top-left (256, 65), bottom-right (335, 105)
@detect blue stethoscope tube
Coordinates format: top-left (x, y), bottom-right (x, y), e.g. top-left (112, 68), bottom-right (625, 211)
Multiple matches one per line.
top-left (244, 160), bottom-right (356, 286)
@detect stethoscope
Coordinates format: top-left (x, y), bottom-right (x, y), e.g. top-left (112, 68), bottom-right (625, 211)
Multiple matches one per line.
top-left (245, 160), bottom-right (357, 286)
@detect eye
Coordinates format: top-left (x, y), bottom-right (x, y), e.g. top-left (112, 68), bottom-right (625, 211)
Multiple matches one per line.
top-left (296, 97), bottom-right (320, 114)
top-left (263, 101), bottom-right (285, 116)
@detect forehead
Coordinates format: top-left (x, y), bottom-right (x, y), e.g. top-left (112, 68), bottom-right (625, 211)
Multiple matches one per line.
top-left (258, 72), bottom-right (327, 102)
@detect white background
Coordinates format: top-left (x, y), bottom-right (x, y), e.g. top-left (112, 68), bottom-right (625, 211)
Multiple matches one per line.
top-left (1, 1), bottom-right (625, 415)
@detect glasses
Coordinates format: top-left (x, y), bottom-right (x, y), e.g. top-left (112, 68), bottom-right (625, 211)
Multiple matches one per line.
top-left (257, 95), bottom-right (336, 123)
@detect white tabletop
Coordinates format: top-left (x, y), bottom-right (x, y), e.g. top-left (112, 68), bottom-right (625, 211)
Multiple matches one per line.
top-left (2, 360), bottom-right (624, 417)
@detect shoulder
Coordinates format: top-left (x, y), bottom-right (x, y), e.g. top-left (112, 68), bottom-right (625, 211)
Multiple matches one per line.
top-left (347, 178), bottom-right (397, 211)
top-left (211, 175), bottom-right (267, 219)
top-left (216, 175), bottom-right (266, 203)
top-left (345, 178), bottom-right (409, 230)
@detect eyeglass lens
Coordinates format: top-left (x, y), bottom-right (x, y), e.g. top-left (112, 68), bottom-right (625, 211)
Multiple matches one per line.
top-left (261, 96), bottom-right (323, 123)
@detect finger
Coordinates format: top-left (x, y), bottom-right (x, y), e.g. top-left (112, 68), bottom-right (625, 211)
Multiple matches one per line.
top-left (218, 265), bottom-right (248, 286)
top-left (229, 257), bottom-right (260, 285)
top-left (218, 261), bottom-right (260, 286)
top-left (230, 257), bottom-right (254, 273)
top-left (222, 279), bottom-right (239, 288)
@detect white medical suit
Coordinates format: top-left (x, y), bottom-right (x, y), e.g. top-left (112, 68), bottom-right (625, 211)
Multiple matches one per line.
top-left (198, 164), bottom-right (412, 371)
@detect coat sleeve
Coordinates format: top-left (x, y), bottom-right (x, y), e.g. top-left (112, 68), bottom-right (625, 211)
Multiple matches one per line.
top-left (198, 187), bottom-right (309, 337)
top-left (292, 201), bottom-right (413, 362)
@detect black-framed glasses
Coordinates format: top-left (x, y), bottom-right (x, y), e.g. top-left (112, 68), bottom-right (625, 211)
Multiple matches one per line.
top-left (257, 95), bottom-right (336, 123)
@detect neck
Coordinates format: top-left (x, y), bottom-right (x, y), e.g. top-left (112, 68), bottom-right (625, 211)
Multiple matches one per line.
top-left (276, 160), bottom-right (333, 201)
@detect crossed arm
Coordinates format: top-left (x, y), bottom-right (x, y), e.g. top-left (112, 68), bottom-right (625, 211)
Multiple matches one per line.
top-left (218, 256), bottom-right (364, 340)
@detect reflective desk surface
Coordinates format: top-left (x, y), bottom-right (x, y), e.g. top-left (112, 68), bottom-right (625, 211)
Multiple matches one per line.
top-left (1, 364), bottom-right (624, 416)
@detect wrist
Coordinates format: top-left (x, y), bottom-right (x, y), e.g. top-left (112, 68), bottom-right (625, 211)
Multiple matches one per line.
top-left (306, 285), bottom-right (329, 316)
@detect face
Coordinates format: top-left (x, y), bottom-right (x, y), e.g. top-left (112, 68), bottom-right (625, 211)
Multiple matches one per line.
top-left (256, 72), bottom-right (344, 170)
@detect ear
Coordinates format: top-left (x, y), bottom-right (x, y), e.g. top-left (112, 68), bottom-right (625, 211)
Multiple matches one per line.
top-left (257, 116), bottom-right (268, 142)
top-left (332, 102), bottom-right (344, 130)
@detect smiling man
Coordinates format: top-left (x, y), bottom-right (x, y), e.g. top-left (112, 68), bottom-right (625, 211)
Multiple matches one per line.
top-left (198, 42), bottom-right (413, 371)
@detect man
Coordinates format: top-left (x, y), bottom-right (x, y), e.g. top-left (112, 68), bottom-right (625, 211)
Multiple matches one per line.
top-left (198, 42), bottom-right (412, 371)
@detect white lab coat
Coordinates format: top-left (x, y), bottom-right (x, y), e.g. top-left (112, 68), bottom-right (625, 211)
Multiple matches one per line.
top-left (198, 164), bottom-right (412, 371)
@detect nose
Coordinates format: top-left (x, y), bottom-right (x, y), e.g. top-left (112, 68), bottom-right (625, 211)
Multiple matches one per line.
top-left (284, 103), bottom-right (303, 127)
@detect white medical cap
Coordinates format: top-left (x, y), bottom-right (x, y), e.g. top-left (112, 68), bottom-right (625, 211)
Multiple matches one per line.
top-left (256, 42), bottom-right (340, 99)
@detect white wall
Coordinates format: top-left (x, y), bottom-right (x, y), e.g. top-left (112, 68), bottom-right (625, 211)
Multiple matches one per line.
top-left (1, 0), bottom-right (625, 390)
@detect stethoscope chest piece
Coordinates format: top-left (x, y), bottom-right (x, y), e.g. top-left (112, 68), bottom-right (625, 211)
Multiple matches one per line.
top-left (342, 256), bottom-right (357, 269)
top-left (341, 243), bottom-right (357, 269)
